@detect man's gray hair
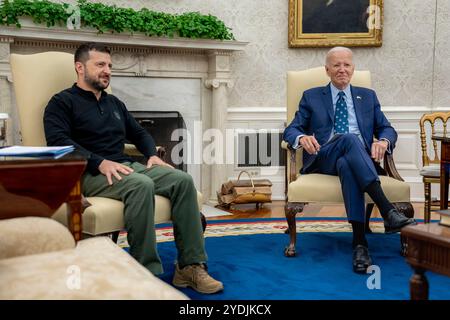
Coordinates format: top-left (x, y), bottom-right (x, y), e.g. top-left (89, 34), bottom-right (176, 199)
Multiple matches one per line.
top-left (325, 46), bottom-right (353, 65)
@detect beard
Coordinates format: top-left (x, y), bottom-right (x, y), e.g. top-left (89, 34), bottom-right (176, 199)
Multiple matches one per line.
top-left (84, 71), bottom-right (109, 91)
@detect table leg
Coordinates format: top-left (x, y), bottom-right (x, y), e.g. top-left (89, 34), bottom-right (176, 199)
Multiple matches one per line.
top-left (66, 181), bottom-right (83, 242)
top-left (440, 162), bottom-right (449, 209)
top-left (410, 268), bottom-right (429, 300)
top-left (400, 234), bottom-right (408, 257)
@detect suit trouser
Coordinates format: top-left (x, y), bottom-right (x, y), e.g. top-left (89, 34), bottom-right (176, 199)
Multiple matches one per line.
top-left (305, 134), bottom-right (379, 223)
top-left (82, 162), bottom-right (207, 275)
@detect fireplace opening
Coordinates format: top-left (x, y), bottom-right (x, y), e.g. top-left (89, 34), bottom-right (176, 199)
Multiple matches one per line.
top-left (129, 111), bottom-right (187, 172)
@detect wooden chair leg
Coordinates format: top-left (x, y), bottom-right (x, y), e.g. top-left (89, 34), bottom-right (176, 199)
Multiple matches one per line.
top-left (365, 203), bottom-right (375, 234)
top-left (284, 202), bottom-right (306, 257)
top-left (423, 182), bottom-right (431, 223)
top-left (392, 202), bottom-right (415, 219)
top-left (200, 212), bottom-right (207, 233)
top-left (111, 231), bottom-right (120, 243)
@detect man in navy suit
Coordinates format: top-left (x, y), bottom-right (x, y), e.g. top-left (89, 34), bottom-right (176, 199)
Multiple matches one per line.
top-left (283, 47), bottom-right (416, 273)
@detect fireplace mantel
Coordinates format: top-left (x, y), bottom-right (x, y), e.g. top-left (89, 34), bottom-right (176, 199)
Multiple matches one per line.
top-left (0, 21), bottom-right (248, 202)
top-left (0, 19), bottom-right (248, 52)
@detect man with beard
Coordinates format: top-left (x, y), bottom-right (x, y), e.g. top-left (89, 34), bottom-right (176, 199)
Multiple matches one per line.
top-left (44, 42), bottom-right (223, 294)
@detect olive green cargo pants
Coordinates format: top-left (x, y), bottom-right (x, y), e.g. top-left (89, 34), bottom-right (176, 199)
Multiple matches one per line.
top-left (82, 162), bottom-right (206, 275)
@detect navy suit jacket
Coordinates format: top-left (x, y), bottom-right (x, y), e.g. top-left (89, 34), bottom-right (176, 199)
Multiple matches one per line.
top-left (283, 84), bottom-right (397, 173)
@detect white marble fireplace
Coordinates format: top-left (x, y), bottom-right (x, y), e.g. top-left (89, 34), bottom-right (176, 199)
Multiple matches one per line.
top-left (0, 20), bottom-right (247, 202)
top-left (112, 77), bottom-right (202, 187)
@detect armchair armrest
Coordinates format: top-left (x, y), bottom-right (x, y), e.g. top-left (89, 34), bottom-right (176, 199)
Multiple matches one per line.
top-left (383, 152), bottom-right (404, 181)
top-left (282, 140), bottom-right (302, 184)
top-left (0, 217), bottom-right (75, 260)
top-left (124, 144), bottom-right (166, 160)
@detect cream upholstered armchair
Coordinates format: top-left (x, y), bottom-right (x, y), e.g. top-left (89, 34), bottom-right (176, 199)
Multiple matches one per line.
top-left (9, 51), bottom-right (203, 241)
top-left (283, 67), bottom-right (414, 257)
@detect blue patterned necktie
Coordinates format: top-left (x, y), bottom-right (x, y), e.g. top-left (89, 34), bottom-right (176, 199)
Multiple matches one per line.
top-left (334, 91), bottom-right (349, 134)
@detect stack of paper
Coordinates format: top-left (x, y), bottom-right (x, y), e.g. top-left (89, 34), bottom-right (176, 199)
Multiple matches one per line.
top-left (436, 209), bottom-right (450, 227)
top-left (0, 145), bottom-right (74, 159)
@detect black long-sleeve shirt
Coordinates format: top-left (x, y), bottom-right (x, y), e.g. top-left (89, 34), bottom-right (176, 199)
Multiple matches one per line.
top-left (44, 84), bottom-right (157, 175)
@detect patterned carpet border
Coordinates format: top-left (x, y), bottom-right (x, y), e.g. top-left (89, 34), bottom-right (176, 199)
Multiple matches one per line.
top-left (117, 217), bottom-right (389, 247)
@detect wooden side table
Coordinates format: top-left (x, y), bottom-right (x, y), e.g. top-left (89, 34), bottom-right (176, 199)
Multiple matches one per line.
top-left (0, 154), bottom-right (86, 241)
top-left (431, 135), bottom-right (450, 209)
top-left (401, 223), bottom-right (450, 300)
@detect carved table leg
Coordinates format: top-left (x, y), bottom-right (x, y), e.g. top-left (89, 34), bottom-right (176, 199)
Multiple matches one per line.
top-left (284, 202), bottom-right (305, 257)
top-left (400, 234), bottom-right (408, 257)
top-left (410, 268), bottom-right (429, 300)
top-left (67, 181), bottom-right (83, 242)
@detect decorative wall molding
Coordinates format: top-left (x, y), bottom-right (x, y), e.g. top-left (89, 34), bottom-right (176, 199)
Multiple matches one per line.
top-left (204, 79), bottom-right (234, 89)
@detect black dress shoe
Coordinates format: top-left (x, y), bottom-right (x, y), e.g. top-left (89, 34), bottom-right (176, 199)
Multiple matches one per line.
top-left (384, 209), bottom-right (417, 234)
top-left (353, 245), bottom-right (372, 274)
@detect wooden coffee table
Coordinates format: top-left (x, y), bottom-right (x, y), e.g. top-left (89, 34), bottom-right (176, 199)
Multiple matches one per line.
top-left (401, 223), bottom-right (450, 300)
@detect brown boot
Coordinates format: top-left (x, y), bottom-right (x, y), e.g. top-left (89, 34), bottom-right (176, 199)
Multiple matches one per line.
top-left (172, 263), bottom-right (224, 294)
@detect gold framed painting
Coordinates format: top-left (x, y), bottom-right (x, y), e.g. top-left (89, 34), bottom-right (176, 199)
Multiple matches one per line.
top-left (288, 0), bottom-right (383, 48)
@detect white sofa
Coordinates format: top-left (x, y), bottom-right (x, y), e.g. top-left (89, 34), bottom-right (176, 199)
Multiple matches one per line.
top-left (0, 217), bottom-right (188, 300)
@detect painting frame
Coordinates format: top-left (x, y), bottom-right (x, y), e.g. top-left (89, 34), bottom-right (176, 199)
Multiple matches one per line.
top-left (288, 0), bottom-right (383, 48)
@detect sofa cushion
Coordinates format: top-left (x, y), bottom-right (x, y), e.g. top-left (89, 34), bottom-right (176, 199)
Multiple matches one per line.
top-left (288, 174), bottom-right (410, 203)
top-left (0, 217), bottom-right (75, 260)
top-left (0, 236), bottom-right (188, 300)
top-left (419, 164), bottom-right (440, 178)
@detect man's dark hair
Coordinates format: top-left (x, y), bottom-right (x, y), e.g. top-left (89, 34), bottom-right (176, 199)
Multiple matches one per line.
top-left (74, 42), bottom-right (111, 64)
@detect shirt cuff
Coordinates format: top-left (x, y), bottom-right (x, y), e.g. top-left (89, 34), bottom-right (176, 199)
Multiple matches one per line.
top-left (380, 138), bottom-right (392, 154)
top-left (294, 135), bottom-right (305, 149)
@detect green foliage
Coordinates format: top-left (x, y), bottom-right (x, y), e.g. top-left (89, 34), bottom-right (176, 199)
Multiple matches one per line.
top-left (0, 0), bottom-right (235, 40)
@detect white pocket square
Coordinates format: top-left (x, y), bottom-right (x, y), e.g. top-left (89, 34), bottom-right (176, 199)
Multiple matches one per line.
top-left (356, 96), bottom-right (362, 100)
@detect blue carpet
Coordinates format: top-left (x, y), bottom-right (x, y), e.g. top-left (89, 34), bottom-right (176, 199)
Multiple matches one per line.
top-left (157, 231), bottom-right (450, 300)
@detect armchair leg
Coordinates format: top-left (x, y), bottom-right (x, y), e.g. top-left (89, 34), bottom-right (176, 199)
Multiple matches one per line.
top-left (392, 202), bottom-right (414, 257)
top-left (365, 203), bottom-right (375, 234)
top-left (284, 202), bottom-right (306, 257)
top-left (111, 231), bottom-right (120, 243)
top-left (392, 202), bottom-right (415, 219)
top-left (200, 212), bottom-right (207, 233)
